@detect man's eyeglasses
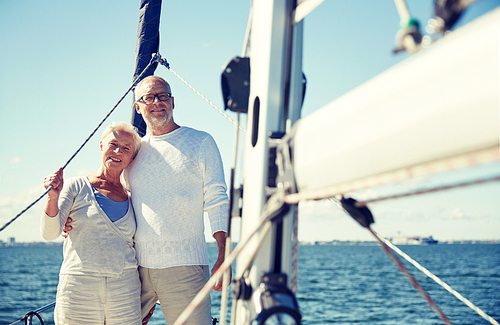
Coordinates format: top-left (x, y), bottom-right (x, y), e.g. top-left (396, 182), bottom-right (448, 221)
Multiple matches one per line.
top-left (137, 93), bottom-right (172, 104)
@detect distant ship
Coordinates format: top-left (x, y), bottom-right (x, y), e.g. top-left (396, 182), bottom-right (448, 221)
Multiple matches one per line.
top-left (390, 234), bottom-right (438, 245)
top-left (418, 236), bottom-right (439, 245)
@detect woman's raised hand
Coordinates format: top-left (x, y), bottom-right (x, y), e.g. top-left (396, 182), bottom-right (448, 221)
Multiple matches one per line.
top-left (44, 167), bottom-right (64, 199)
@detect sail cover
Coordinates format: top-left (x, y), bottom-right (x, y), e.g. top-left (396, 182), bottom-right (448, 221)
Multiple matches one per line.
top-left (130, 0), bottom-right (162, 137)
top-left (291, 7), bottom-right (500, 197)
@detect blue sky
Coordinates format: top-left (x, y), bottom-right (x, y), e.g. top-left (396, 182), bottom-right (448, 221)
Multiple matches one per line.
top-left (0, 0), bottom-right (499, 243)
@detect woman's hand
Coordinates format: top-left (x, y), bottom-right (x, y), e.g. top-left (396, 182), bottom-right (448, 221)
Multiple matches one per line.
top-left (44, 168), bottom-right (64, 199)
top-left (44, 168), bottom-right (63, 217)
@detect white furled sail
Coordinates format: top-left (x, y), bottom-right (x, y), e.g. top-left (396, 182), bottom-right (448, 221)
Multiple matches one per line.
top-left (292, 7), bottom-right (500, 199)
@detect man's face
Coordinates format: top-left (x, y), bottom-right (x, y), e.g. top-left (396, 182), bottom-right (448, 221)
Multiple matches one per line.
top-left (135, 80), bottom-right (175, 129)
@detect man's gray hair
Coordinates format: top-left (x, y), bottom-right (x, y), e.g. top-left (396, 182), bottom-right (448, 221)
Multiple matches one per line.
top-left (134, 76), bottom-right (172, 101)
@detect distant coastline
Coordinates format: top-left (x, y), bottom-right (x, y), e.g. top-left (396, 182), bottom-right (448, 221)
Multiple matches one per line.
top-left (2, 239), bottom-right (498, 249)
top-left (0, 241), bottom-right (63, 248)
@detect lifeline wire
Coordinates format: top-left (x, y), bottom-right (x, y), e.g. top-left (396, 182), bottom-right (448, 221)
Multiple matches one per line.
top-left (0, 55), bottom-right (158, 233)
top-left (157, 58), bottom-right (246, 133)
top-left (375, 230), bottom-right (499, 325)
top-left (368, 227), bottom-right (453, 325)
top-left (9, 302), bottom-right (56, 325)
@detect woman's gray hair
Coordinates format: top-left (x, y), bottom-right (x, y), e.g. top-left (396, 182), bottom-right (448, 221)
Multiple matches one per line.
top-left (100, 122), bottom-right (141, 157)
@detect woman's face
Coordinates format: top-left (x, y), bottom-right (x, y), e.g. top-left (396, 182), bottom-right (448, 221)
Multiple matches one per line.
top-left (100, 130), bottom-right (136, 173)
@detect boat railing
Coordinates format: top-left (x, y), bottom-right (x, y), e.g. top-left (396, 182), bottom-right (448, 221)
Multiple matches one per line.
top-left (9, 302), bottom-right (55, 325)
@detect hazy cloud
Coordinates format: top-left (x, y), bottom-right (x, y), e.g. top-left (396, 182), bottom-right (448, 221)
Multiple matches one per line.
top-left (441, 207), bottom-right (484, 220)
top-left (10, 157), bottom-right (22, 164)
top-left (0, 185), bottom-right (45, 213)
top-left (0, 185), bottom-right (45, 242)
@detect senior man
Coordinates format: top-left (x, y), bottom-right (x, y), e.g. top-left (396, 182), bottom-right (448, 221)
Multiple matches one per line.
top-left (125, 75), bottom-right (229, 325)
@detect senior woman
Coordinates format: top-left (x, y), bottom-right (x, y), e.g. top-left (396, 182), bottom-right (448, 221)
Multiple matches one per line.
top-left (41, 122), bottom-right (142, 324)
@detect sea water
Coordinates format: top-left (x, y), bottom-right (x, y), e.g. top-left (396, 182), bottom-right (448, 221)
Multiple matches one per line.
top-left (1, 243), bottom-right (498, 325)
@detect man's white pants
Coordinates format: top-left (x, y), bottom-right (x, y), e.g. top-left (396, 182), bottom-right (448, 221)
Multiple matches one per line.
top-left (139, 265), bottom-right (212, 325)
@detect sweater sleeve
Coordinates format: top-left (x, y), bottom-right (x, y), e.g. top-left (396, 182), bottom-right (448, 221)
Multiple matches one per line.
top-left (201, 135), bottom-right (229, 234)
top-left (40, 178), bottom-right (77, 241)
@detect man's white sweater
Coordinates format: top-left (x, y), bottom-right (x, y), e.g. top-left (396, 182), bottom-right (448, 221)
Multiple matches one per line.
top-left (125, 126), bottom-right (228, 268)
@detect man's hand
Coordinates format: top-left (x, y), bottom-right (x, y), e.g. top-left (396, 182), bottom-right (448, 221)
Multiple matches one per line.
top-left (61, 217), bottom-right (73, 238)
top-left (212, 231), bottom-right (231, 291)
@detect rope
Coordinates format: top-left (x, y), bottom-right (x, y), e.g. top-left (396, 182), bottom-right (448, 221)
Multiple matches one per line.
top-left (10, 302), bottom-right (55, 325)
top-left (159, 60), bottom-right (246, 133)
top-left (220, 113), bottom-right (242, 325)
top-left (0, 188), bottom-right (52, 233)
top-left (394, 0), bottom-right (411, 22)
top-left (368, 228), bottom-right (453, 325)
top-left (285, 146), bottom-right (500, 204)
top-left (23, 311), bottom-right (44, 325)
top-left (332, 195), bottom-right (499, 324)
top-left (291, 206), bottom-right (299, 294)
top-left (172, 221), bottom-right (273, 325)
top-left (219, 235), bottom-right (232, 325)
top-left (0, 56), bottom-right (158, 233)
top-left (2, 51), bottom-right (241, 233)
top-left (171, 193), bottom-right (282, 325)
top-left (376, 231), bottom-right (500, 325)
top-left (355, 175), bottom-right (500, 207)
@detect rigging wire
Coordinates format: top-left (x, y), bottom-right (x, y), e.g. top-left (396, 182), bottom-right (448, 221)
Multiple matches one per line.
top-left (0, 56), bottom-right (158, 234)
top-left (154, 49), bottom-right (500, 323)
top-left (219, 112), bottom-right (242, 325)
top-left (158, 59), bottom-right (246, 133)
top-left (367, 227), bottom-right (453, 325)
top-left (331, 196), bottom-right (499, 324)
top-left (9, 302), bottom-right (55, 325)
top-left (355, 174), bottom-right (500, 207)
top-left (290, 207), bottom-right (299, 294)
top-left (5, 53), bottom-right (245, 323)
top-left (220, 15), bottom-right (252, 321)
top-left (171, 198), bottom-right (277, 325)
top-left (334, 195), bottom-right (452, 324)
top-left (374, 231), bottom-right (500, 325)
top-left (240, 3), bottom-right (252, 57)
top-left (285, 146), bottom-right (500, 204)
top-left (1, 52), bottom-right (241, 234)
